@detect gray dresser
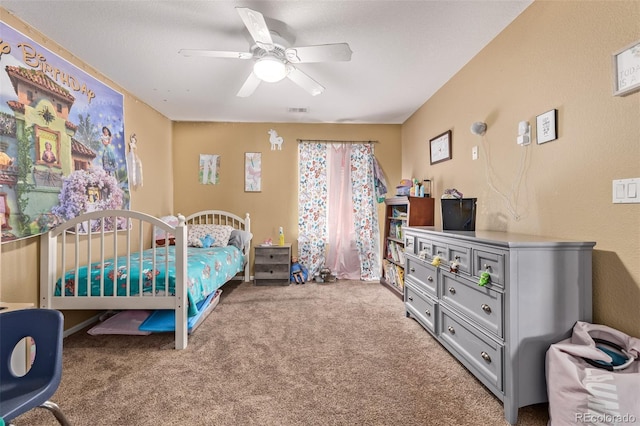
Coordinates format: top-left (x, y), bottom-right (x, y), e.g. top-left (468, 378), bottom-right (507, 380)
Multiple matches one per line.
top-left (403, 226), bottom-right (595, 425)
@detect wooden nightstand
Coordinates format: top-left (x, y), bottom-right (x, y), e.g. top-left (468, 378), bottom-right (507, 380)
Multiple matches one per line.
top-left (254, 244), bottom-right (291, 286)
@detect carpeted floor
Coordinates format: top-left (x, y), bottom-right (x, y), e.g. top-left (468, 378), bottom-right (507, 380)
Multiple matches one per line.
top-left (13, 280), bottom-right (548, 425)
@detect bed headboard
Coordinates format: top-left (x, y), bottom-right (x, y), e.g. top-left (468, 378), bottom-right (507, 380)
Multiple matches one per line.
top-left (183, 210), bottom-right (251, 282)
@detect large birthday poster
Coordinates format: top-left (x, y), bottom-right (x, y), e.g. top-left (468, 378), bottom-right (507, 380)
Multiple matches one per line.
top-left (0, 21), bottom-right (129, 242)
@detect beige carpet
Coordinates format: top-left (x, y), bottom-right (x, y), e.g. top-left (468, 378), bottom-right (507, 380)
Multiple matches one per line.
top-left (14, 280), bottom-right (548, 425)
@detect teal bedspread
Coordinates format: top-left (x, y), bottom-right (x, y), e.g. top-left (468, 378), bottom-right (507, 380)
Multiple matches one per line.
top-left (55, 245), bottom-right (244, 316)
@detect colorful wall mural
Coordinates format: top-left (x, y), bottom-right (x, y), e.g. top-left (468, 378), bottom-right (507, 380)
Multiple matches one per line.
top-left (0, 21), bottom-right (129, 242)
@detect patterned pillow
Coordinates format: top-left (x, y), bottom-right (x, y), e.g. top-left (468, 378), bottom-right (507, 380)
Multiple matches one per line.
top-left (187, 224), bottom-right (234, 248)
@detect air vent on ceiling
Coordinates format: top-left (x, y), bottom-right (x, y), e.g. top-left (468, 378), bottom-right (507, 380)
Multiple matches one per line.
top-left (288, 107), bottom-right (308, 113)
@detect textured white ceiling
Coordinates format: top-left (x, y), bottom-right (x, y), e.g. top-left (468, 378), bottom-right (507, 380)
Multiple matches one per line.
top-left (2, 1), bottom-right (532, 124)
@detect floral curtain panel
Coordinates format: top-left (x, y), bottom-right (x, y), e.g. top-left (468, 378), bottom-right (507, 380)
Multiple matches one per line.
top-left (297, 142), bottom-right (328, 276)
top-left (297, 141), bottom-right (380, 280)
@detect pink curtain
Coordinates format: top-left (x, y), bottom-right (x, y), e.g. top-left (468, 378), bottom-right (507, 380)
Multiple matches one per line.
top-left (326, 144), bottom-right (361, 279)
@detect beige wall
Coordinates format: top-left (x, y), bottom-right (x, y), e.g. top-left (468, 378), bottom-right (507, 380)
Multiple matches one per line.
top-left (172, 122), bottom-right (401, 260)
top-left (0, 9), bottom-right (175, 327)
top-left (2, 1), bottom-right (638, 339)
top-left (403, 1), bottom-right (640, 336)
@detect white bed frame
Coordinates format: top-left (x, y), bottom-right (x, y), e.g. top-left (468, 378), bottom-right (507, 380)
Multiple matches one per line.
top-left (40, 209), bottom-right (250, 350)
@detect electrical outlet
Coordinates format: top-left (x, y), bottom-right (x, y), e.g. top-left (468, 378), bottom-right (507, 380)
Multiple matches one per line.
top-left (472, 146), bottom-right (478, 160)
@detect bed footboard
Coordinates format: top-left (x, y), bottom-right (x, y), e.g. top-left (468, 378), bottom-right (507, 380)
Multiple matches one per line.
top-left (40, 209), bottom-right (189, 349)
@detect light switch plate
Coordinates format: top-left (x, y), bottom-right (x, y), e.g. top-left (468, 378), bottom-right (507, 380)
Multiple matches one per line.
top-left (612, 178), bottom-right (640, 203)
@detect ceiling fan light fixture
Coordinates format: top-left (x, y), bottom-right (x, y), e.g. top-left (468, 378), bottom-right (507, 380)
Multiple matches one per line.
top-left (253, 56), bottom-right (287, 82)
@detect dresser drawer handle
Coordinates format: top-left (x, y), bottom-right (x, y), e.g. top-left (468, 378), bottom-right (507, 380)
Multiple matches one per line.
top-left (427, 276), bottom-right (433, 282)
top-left (481, 351), bottom-right (492, 363)
top-left (483, 264), bottom-right (492, 271)
top-left (448, 287), bottom-right (456, 294)
top-left (408, 296), bottom-right (414, 301)
top-left (454, 255), bottom-right (460, 260)
top-left (447, 326), bottom-right (455, 334)
top-left (270, 255), bottom-right (274, 259)
top-left (481, 304), bottom-right (492, 314)
top-left (425, 309), bottom-right (431, 316)
top-left (410, 268), bottom-right (415, 273)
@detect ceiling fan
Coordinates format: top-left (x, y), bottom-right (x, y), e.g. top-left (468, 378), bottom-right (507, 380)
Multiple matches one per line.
top-left (178, 7), bottom-right (352, 97)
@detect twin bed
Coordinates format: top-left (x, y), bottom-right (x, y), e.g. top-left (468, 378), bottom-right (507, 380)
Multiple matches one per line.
top-left (40, 209), bottom-right (251, 350)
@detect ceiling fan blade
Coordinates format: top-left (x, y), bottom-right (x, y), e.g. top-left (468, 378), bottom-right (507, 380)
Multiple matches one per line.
top-left (236, 72), bottom-right (262, 97)
top-left (236, 7), bottom-right (274, 51)
top-left (286, 67), bottom-right (325, 96)
top-left (179, 49), bottom-right (253, 59)
top-left (285, 43), bottom-right (353, 63)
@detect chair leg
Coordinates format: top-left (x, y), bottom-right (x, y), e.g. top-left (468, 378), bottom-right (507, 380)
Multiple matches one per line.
top-left (40, 401), bottom-right (71, 426)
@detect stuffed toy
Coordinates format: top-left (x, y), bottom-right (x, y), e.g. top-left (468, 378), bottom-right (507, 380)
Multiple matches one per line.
top-left (290, 256), bottom-right (308, 284)
top-left (200, 234), bottom-right (215, 248)
top-left (431, 255), bottom-right (442, 267)
top-left (478, 271), bottom-right (491, 286)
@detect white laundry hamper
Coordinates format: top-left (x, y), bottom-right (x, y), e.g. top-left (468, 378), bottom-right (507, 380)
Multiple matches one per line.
top-left (545, 321), bottom-right (640, 425)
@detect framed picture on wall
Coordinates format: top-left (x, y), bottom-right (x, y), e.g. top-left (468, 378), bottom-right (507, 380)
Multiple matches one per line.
top-left (244, 152), bottom-right (261, 192)
top-left (612, 39), bottom-right (640, 97)
top-left (429, 130), bottom-right (452, 165)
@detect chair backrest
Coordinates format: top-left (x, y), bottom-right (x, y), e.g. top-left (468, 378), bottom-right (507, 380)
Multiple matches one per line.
top-left (0, 308), bottom-right (64, 421)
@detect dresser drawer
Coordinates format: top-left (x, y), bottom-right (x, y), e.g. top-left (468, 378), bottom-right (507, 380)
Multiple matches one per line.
top-left (405, 255), bottom-right (437, 297)
top-left (404, 234), bottom-right (416, 256)
top-left (440, 271), bottom-right (503, 338)
top-left (439, 307), bottom-right (503, 392)
top-left (405, 282), bottom-right (437, 334)
top-left (416, 237), bottom-right (434, 258)
top-left (473, 248), bottom-right (506, 288)
top-left (448, 243), bottom-right (471, 274)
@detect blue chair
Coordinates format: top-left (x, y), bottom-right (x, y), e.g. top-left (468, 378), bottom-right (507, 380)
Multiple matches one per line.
top-left (0, 308), bottom-right (70, 425)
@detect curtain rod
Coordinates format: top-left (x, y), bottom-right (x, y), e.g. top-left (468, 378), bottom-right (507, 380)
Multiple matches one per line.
top-left (297, 139), bottom-right (378, 144)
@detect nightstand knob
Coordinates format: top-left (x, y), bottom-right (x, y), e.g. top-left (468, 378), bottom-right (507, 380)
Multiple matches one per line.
top-left (481, 351), bottom-right (492, 363)
top-left (427, 276), bottom-right (433, 282)
top-left (447, 326), bottom-right (455, 334)
top-left (481, 304), bottom-right (492, 314)
top-left (448, 287), bottom-right (456, 294)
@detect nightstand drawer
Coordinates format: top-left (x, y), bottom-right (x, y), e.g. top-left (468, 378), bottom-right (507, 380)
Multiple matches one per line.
top-left (255, 247), bottom-right (290, 264)
top-left (254, 264), bottom-right (290, 279)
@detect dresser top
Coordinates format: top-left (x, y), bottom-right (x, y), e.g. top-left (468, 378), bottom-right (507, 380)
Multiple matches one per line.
top-left (405, 226), bottom-right (596, 249)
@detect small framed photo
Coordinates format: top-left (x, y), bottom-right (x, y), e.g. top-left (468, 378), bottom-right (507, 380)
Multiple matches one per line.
top-left (244, 152), bottom-right (261, 192)
top-left (429, 130), bottom-right (452, 165)
top-left (536, 109), bottom-right (557, 144)
top-left (612, 39), bottom-right (640, 97)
